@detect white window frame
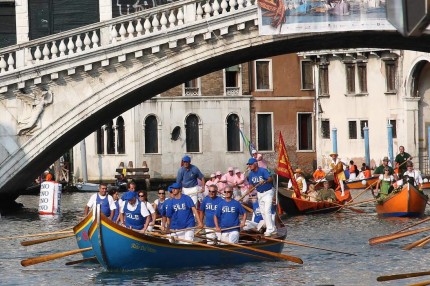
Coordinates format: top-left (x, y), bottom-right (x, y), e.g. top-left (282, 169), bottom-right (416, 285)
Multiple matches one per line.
top-left (223, 65), bottom-right (243, 96)
top-left (254, 59), bottom-right (273, 91)
top-left (256, 112), bottom-right (274, 152)
top-left (182, 78), bottom-right (202, 96)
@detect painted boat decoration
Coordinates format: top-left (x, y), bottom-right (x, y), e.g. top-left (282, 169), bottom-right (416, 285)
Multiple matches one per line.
top-left (88, 208), bottom-right (288, 270)
top-left (376, 183), bottom-right (428, 217)
top-left (278, 187), bottom-right (351, 216)
top-left (73, 211), bottom-right (95, 259)
top-left (344, 176), bottom-right (379, 189)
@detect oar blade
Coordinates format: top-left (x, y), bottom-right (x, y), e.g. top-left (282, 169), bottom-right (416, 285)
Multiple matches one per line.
top-left (65, 256), bottom-right (97, 266)
top-left (21, 247), bottom-right (92, 267)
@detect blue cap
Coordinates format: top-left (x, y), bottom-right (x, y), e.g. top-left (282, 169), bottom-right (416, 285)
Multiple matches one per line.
top-left (247, 158), bottom-right (258, 165)
top-left (170, 182), bottom-right (182, 189)
top-left (168, 185), bottom-right (173, 193)
top-left (182, 155), bottom-right (191, 163)
top-left (122, 191), bottom-right (137, 201)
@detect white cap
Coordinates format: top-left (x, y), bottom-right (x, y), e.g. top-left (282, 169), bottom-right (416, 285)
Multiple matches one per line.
top-left (235, 169), bottom-right (241, 173)
top-left (251, 150), bottom-right (257, 154)
top-left (228, 167), bottom-right (234, 172)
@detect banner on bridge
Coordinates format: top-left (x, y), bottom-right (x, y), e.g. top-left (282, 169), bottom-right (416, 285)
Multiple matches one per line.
top-left (257, 0), bottom-right (395, 35)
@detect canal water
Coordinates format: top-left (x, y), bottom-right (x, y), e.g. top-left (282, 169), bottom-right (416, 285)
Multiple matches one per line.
top-left (1, 190), bottom-right (430, 286)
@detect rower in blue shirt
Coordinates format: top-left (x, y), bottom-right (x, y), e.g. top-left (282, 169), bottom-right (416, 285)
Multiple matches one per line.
top-left (165, 182), bottom-right (203, 243)
top-left (176, 155), bottom-right (205, 206)
top-left (214, 185), bottom-right (246, 244)
top-left (246, 157), bottom-right (277, 237)
top-left (199, 184), bottom-right (223, 244)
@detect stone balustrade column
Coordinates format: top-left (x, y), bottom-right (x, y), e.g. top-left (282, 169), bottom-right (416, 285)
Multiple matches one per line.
top-left (99, 0), bottom-right (113, 45)
top-left (183, 3), bottom-right (197, 24)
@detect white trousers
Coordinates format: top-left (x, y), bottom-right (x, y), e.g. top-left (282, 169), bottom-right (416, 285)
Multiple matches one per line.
top-left (205, 229), bottom-right (221, 245)
top-left (170, 229), bottom-right (194, 244)
top-left (257, 188), bottom-right (276, 234)
top-left (183, 186), bottom-right (199, 206)
top-left (220, 230), bottom-right (239, 244)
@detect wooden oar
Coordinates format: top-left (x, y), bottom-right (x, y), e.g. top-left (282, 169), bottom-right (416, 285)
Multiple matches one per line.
top-left (409, 280), bottom-right (430, 286)
top-left (377, 270), bottom-right (430, 282)
top-left (21, 233), bottom-right (75, 246)
top-left (241, 204), bottom-right (253, 213)
top-left (65, 256), bottom-right (97, 266)
top-left (391, 217), bottom-right (430, 236)
top-left (197, 233), bottom-right (303, 264)
top-left (368, 226), bottom-right (430, 246)
top-left (21, 247), bottom-right (92, 267)
top-left (0, 230), bottom-right (73, 241)
top-left (417, 237), bottom-right (430, 247)
top-left (329, 201), bottom-right (365, 214)
top-left (242, 233), bottom-right (356, 256)
top-left (149, 232), bottom-right (274, 262)
top-left (335, 180), bottom-right (378, 214)
top-left (237, 181), bottom-right (265, 202)
top-left (403, 235), bottom-right (430, 250)
top-left (169, 226), bottom-right (200, 233)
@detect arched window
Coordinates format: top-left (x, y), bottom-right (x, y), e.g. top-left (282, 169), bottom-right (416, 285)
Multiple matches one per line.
top-left (116, 116), bottom-right (125, 154)
top-left (145, 115), bottom-right (158, 154)
top-left (185, 114), bottom-right (199, 152)
top-left (96, 127), bottom-right (104, 154)
top-left (106, 120), bottom-right (115, 154)
top-left (227, 114), bottom-right (240, 151)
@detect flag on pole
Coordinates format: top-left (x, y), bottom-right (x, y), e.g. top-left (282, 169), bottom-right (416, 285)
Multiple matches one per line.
top-left (277, 132), bottom-right (301, 199)
top-left (239, 129), bottom-right (257, 156)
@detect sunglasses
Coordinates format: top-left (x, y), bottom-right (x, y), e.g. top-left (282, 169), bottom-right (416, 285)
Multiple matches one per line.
top-left (225, 191), bottom-right (233, 194)
top-left (138, 195), bottom-right (145, 197)
top-left (158, 193), bottom-right (165, 195)
top-left (209, 191), bottom-right (217, 193)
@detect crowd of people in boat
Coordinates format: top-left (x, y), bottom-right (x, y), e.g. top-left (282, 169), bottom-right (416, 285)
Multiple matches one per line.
top-left (84, 152), bottom-right (277, 245)
top-left (288, 146), bottom-right (426, 202)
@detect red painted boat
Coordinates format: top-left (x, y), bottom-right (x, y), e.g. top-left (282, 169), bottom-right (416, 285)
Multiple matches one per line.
top-left (277, 187), bottom-right (351, 216)
top-left (344, 176), bottom-right (379, 189)
top-left (376, 183), bottom-right (428, 217)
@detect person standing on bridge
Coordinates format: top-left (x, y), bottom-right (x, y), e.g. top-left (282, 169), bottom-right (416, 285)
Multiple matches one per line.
top-left (176, 155), bottom-right (205, 206)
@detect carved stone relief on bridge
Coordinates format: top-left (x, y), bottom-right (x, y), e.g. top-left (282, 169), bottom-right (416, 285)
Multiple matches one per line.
top-left (16, 87), bottom-right (53, 136)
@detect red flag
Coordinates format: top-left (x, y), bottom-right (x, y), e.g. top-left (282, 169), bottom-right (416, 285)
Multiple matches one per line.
top-left (277, 132), bottom-right (301, 199)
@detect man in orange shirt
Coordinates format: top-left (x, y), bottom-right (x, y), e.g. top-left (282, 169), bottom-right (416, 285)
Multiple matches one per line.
top-left (313, 166), bottom-right (326, 181)
top-left (44, 170), bottom-right (53, 181)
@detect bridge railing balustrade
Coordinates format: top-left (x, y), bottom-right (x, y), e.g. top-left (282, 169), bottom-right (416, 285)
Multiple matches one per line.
top-left (0, 0), bottom-right (256, 77)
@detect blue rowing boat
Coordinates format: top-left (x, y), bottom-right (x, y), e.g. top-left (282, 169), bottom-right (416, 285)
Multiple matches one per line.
top-left (73, 211), bottom-right (95, 259)
top-left (88, 207), bottom-right (288, 270)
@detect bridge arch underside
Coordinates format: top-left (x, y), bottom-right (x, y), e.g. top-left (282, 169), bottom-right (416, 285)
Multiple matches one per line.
top-left (3, 30), bottom-right (430, 202)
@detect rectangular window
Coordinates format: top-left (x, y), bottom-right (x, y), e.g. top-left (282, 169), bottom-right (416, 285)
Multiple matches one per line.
top-left (321, 119), bottom-right (330, 139)
top-left (255, 60), bottom-right (272, 90)
top-left (348, 121), bottom-right (357, 139)
top-left (184, 78), bottom-right (199, 96)
top-left (357, 62), bottom-right (367, 93)
top-left (389, 119), bottom-right (397, 138)
top-left (257, 113), bottom-right (273, 151)
top-left (319, 64), bottom-right (329, 96)
top-left (385, 61), bottom-right (397, 93)
top-left (298, 113), bottom-right (313, 150)
top-left (301, 61), bottom-right (314, 90)
top-left (360, 120), bottom-right (368, 139)
top-left (345, 63), bottom-right (355, 94)
top-left (225, 65), bottom-right (240, 96)
top-left (0, 2), bottom-right (16, 48)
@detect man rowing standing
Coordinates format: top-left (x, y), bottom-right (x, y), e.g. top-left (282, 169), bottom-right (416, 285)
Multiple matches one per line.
top-left (165, 183), bottom-right (203, 243)
top-left (214, 185), bottom-right (246, 243)
top-left (395, 146), bottom-right (412, 176)
top-left (329, 152), bottom-right (346, 197)
top-left (176, 155), bottom-right (205, 206)
top-left (246, 158), bottom-right (276, 237)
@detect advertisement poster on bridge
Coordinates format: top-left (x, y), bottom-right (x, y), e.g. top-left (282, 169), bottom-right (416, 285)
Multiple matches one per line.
top-left (257, 0), bottom-right (395, 35)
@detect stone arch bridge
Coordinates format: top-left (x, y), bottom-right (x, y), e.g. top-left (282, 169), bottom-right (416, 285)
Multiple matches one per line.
top-left (0, 0), bottom-right (430, 202)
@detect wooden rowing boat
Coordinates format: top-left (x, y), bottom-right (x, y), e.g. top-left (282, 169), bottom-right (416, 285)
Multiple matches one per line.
top-left (87, 207), bottom-right (288, 270)
top-left (376, 183), bottom-right (428, 217)
top-left (344, 176), bottom-right (379, 189)
top-left (277, 187), bottom-right (351, 216)
top-left (72, 211), bottom-right (95, 259)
